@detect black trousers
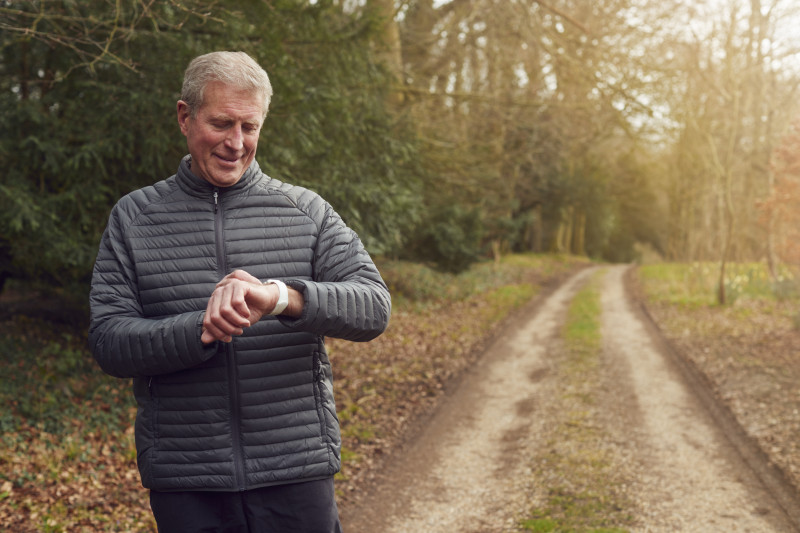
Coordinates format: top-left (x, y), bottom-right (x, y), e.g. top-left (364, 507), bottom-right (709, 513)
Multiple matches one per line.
top-left (149, 478), bottom-right (343, 533)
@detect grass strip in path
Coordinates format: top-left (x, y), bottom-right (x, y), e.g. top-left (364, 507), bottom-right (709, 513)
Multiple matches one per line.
top-left (521, 270), bottom-right (634, 533)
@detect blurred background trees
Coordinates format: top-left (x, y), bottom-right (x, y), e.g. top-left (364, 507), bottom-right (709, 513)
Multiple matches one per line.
top-left (1, 0), bottom-right (799, 291)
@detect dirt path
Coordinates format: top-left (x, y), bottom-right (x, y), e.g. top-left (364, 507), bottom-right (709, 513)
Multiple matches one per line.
top-left (339, 265), bottom-right (798, 532)
top-left (603, 265), bottom-right (796, 532)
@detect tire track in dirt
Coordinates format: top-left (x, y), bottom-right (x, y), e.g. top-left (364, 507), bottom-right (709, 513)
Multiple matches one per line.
top-left (602, 265), bottom-right (796, 532)
top-left (339, 265), bottom-right (798, 532)
top-left (339, 267), bottom-right (598, 532)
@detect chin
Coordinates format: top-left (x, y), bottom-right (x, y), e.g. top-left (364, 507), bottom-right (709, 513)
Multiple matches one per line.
top-left (209, 168), bottom-right (244, 187)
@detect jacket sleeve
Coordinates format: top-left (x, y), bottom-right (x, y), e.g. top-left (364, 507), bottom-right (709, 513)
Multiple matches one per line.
top-left (88, 200), bottom-right (218, 379)
top-left (279, 196), bottom-right (391, 342)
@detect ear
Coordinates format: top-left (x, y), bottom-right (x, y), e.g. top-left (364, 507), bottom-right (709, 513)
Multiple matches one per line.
top-left (177, 100), bottom-right (192, 136)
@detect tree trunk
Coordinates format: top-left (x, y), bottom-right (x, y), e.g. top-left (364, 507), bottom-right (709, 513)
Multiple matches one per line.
top-left (573, 210), bottom-right (586, 256)
top-left (367, 0), bottom-right (405, 105)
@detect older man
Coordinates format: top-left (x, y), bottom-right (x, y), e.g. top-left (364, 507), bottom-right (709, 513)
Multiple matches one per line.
top-left (89, 51), bottom-right (391, 532)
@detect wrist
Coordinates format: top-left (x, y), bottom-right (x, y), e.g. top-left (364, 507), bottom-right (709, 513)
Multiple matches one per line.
top-left (284, 287), bottom-right (304, 318)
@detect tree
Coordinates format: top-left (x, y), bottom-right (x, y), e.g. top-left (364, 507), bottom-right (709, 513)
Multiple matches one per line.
top-left (396, 0), bottom-right (670, 267)
top-left (0, 0), bottom-right (425, 291)
top-left (0, 0), bottom-right (215, 290)
top-left (759, 118), bottom-right (800, 268)
top-left (658, 0), bottom-right (800, 302)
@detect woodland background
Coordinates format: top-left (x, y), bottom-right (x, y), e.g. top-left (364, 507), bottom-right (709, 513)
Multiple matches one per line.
top-left (2, 0), bottom-right (800, 301)
top-left (3, 1), bottom-right (800, 531)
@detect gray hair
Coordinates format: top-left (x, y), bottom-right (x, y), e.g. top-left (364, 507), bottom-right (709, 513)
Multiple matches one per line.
top-left (181, 51), bottom-right (273, 119)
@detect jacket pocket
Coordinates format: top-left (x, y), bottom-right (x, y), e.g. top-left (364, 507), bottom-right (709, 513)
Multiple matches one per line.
top-left (133, 376), bottom-right (158, 487)
top-left (313, 348), bottom-right (341, 446)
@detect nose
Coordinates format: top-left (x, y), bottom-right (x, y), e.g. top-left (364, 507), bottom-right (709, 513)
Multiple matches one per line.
top-left (225, 125), bottom-right (244, 151)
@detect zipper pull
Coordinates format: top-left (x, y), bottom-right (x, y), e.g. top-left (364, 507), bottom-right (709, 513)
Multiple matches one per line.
top-left (213, 189), bottom-right (219, 213)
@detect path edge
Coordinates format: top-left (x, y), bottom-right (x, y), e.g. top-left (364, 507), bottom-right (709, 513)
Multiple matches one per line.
top-left (624, 265), bottom-right (800, 531)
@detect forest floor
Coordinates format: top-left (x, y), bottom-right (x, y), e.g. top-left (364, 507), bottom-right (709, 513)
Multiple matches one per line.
top-left (338, 265), bottom-right (800, 532)
top-left (0, 255), bottom-right (586, 531)
top-left (2, 258), bottom-right (800, 532)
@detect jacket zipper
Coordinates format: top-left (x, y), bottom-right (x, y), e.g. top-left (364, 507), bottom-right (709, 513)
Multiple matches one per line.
top-left (214, 188), bottom-right (246, 491)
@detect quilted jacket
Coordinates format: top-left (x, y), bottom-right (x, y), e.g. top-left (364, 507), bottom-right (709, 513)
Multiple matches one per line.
top-left (88, 156), bottom-right (391, 492)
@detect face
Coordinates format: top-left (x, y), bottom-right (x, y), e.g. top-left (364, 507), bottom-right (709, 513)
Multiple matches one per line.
top-left (177, 81), bottom-right (264, 188)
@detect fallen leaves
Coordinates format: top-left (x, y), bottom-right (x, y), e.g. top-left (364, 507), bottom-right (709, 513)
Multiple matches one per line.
top-left (0, 416), bottom-right (155, 532)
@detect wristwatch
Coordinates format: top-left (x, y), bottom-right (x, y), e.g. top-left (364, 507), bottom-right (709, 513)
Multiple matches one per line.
top-left (264, 279), bottom-right (289, 315)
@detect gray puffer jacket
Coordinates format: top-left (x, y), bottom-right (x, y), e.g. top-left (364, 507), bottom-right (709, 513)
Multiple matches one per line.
top-left (88, 156), bottom-right (390, 492)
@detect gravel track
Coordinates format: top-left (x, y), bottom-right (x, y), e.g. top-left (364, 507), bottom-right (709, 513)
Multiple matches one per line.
top-left (339, 265), bottom-right (799, 532)
top-left (604, 265), bottom-right (796, 532)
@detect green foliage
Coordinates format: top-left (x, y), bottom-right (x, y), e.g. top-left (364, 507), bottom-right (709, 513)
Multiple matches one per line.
top-left (0, 0), bottom-right (424, 290)
top-left (377, 253), bottom-right (579, 307)
top-left (404, 203), bottom-right (485, 274)
top-left (0, 1), bottom-right (205, 287)
top-left (244, 1), bottom-right (424, 255)
top-left (0, 323), bottom-right (134, 437)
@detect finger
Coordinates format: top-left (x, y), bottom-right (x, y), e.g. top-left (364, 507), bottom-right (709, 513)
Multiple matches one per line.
top-left (213, 279), bottom-right (252, 320)
top-left (203, 306), bottom-right (240, 336)
top-left (230, 283), bottom-right (252, 319)
top-left (203, 319), bottom-right (240, 342)
top-left (203, 332), bottom-right (233, 344)
top-left (204, 294), bottom-right (246, 338)
top-left (216, 284), bottom-right (251, 324)
top-left (202, 319), bottom-right (234, 343)
top-left (201, 328), bottom-right (223, 344)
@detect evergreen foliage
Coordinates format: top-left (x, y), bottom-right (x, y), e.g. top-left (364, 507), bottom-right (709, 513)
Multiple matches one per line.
top-left (0, 0), bottom-right (423, 290)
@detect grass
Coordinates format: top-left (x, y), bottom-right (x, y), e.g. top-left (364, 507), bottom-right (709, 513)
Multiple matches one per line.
top-left (379, 253), bottom-right (588, 309)
top-left (521, 271), bottom-right (634, 533)
top-left (638, 261), bottom-right (799, 308)
top-left (639, 261), bottom-right (800, 333)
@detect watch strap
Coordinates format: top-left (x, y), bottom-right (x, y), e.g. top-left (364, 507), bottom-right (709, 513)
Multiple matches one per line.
top-left (265, 279), bottom-right (289, 315)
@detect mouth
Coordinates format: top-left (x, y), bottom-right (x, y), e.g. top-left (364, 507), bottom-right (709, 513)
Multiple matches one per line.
top-left (214, 153), bottom-right (240, 166)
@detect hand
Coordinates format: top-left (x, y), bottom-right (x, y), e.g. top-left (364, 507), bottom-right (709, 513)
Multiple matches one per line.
top-left (201, 270), bottom-right (277, 344)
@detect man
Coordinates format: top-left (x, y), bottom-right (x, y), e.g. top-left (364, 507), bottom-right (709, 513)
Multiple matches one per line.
top-left (89, 51), bottom-right (391, 532)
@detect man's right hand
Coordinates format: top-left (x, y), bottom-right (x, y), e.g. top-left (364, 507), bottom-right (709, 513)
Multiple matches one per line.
top-left (201, 270), bottom-right (274, 344)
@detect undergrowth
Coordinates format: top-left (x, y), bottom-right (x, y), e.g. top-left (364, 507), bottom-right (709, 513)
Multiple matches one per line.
top-left (381, 253), bottom-right (580, 309)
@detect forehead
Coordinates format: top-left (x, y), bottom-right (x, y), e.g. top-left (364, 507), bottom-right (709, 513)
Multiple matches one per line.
top-left (200, 81), bottom-right (264, 121)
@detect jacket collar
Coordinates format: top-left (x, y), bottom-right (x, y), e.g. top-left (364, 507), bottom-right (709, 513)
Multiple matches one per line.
top-left (175, 155), bottom-right (263, 197)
